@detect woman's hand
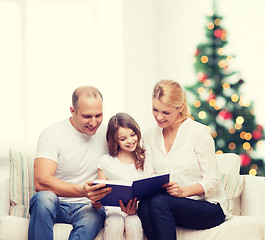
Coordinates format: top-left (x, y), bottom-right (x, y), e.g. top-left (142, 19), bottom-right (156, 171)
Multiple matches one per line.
top-left (163, 181), bottom-right (185, 198)
top-left (119, 197), bottom-right (138, 215)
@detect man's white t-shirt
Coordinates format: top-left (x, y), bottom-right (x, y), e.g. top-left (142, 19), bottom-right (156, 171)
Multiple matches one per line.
top-left (35, 118), bottom-right (107, 203)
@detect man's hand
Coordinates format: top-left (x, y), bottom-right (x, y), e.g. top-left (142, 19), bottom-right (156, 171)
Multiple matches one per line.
top-left (163, 181), bottom-right (185, 198)
top-left (119, 197), bottom-right (137, 215)
top-left (91, 201), bottom-right (103, 209)
top-left (82, 181), bottom-right (112, 202)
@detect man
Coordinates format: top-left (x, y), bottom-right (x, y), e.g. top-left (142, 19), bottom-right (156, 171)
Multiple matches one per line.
top-left (28, 86), bottom-right (112, 240)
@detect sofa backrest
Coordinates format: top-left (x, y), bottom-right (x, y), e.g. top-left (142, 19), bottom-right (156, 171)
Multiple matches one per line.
top-left (216, 153), bottom-right (240, 175)
top-left (8, 149), bottom-right (244, 219)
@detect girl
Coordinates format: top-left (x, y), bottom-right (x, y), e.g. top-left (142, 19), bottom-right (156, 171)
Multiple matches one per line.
top-left (138, 80), bottom-right (228, 240)
top-left (96, 112), bottom-right (145, 240)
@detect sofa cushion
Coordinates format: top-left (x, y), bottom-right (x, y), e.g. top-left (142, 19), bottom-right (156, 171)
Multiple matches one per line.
top-left (220, 173), bottom-right (245, 215)
top-left (176, 216), bottom-right (264, 240)
top-left (0, 216), bottom-right (104, 240)
top-left (9, 149), bottom-right (35, 218)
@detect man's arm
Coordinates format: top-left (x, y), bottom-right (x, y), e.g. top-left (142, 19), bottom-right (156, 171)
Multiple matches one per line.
top-left (34, 157), bottom-right (111, 201)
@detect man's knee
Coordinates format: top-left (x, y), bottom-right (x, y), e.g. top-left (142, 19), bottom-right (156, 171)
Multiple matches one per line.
top-left (74, 205), bottom-right (106, 228)
top-left (29, 191), bottom-right (59, 214)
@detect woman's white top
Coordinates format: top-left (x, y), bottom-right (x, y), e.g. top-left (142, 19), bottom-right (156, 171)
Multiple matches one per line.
top-left (143, 118), bottom-right (228, 216)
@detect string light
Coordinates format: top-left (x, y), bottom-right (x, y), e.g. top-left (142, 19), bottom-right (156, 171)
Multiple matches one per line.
top-left (249, 168), bottom-right (257, 176)
top-left (221, 30), bottom-right (227, 41)
top-left (243, 142), bottom-right (251, 151)
top-left (198, 111), bottom-right (207, 119)
top-left (229, 127), bottom-right (236, 134)
top-left (247, 147), bottom-right (253, 154)
top-left (218, 60), bottom-right (227, 68)
top-left (211, 131), bottom-right (217, 138)
top-left (217, 48), bottom-right (224, 55)
top-left (216, 150), bottom-right (223, 154)
top-left (236, 116), bottom-right (244, 125)
top-left (194, 100), bottom-right (201, 108)
top-left (223, 82), bottom-right (230, 90)
top-left (226, 56), bottom-right (233, 62)
top-left (203, 79), bottom-right (211, 87)
top-left (198, 87), bottom-right (205, 94)
top-left (245, 132), bottom-right (252, 141)
top-left (209, 99), bottom-right (216, 107)
top-left (228, 142), bottom-right (236, 150)
top-left (201, 56), bottom-right (209, 63)
top-left (231, 94), bottom-right (239, 102)
top-left (214, 105), bottom-right (221, 110)
top-left (207, 22), bottom-right (215, 30)
top-left (240, 131), bottom-right (246, 139)
top-left (214, 18), bottom-right (221, 26)
top-left (235, 123), bottom-right (242, 130)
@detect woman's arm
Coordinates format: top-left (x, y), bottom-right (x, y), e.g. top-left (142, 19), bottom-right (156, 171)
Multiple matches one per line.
top-left (194, 126), bottom-right (221, 198)
top-left (163, 182), bottom-right (204, 198)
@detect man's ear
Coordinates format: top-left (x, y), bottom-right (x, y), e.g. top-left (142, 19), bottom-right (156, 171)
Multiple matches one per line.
top-left (70, 106), bottom-right (75, 116)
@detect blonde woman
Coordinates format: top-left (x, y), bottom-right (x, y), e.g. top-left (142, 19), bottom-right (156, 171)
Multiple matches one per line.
top-left (138, 80), bottom-right (228, 240)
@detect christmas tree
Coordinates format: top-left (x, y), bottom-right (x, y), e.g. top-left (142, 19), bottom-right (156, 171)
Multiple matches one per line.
top-left (185, 4), bottom-right (265, 175)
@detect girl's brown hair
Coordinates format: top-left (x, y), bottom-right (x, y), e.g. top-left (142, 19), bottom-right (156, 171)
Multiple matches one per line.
top-left (153, 80), bottom-right (190, 122)
top-left (106, 113), bottom-right (145, 170)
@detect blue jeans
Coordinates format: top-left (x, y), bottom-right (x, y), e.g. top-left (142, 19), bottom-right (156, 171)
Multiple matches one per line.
top-left (138, 193), bottom-right (225, 240)
top-left (28, 191), bottom-right (106, 240)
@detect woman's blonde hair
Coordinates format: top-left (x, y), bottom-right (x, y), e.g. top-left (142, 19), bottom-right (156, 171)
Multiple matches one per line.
top-left (152, 80), bottom-right (190, 121)
top-left (106, 113), bottom-right (145, 170)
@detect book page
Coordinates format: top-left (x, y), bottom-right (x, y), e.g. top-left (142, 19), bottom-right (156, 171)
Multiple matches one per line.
top-left (93, 179), bottom-right (133, 187)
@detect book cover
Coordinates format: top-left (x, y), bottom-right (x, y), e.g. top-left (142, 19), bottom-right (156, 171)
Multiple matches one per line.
top-left (93, 173), bottom-right (169, 206)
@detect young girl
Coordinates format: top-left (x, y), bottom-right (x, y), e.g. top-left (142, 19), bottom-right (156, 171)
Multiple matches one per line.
top-left (96, 112), bottom-right (146, 240)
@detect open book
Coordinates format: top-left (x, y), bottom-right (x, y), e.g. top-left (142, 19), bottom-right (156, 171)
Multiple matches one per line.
top-left (93, 173), bottom-right (170, 206)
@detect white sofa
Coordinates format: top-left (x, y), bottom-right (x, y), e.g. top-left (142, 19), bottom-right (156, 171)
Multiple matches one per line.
top-left (0, 149), bottom-right (265, 240)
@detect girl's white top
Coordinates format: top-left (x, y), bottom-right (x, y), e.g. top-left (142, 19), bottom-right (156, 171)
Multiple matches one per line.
top-left (98, 154), bottom-right (145, 215)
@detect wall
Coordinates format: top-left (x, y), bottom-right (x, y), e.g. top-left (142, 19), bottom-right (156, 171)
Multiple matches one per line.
top-left (1, 0), bottom-right (265, 161)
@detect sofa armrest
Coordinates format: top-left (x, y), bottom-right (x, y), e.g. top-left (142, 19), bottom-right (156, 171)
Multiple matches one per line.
top-left (241, 175), bottom-right (265, 224)
top-left (0, 169), bottom-right (9, 217)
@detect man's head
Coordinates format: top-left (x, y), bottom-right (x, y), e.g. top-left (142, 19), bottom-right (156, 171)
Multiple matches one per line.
top-left (70, 86), bottom-right (103, 136)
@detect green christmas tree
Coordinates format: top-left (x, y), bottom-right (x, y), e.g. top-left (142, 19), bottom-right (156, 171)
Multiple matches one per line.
top-left (185, 6), bottom-right (265, 175)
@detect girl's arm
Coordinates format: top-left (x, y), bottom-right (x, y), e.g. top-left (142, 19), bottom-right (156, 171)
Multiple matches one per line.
top-left (97, 168), bottom-right (108, 180)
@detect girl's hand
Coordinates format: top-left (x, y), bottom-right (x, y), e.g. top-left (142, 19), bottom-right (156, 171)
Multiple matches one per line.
top-left (119, 197), bottom-right (137, 215)
top-left (163, 181), bottom-right (185, 198)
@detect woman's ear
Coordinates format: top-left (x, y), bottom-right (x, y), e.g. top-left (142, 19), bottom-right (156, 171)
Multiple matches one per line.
top-left (179, 104), bottom-right (184, 112)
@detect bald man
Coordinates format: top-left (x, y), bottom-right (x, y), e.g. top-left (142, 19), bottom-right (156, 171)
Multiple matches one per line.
top-left (28, 86), bottom-right (111, 240)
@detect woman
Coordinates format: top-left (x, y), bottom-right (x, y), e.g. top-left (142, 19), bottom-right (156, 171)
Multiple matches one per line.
top-left (138, 80), bottom-right (229, 240)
